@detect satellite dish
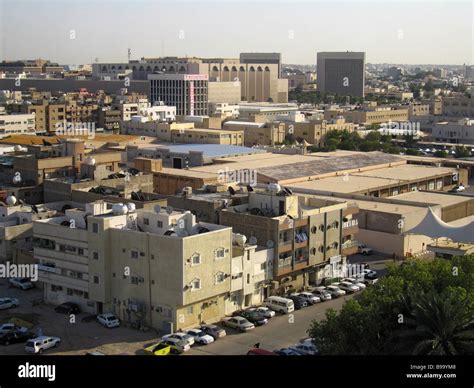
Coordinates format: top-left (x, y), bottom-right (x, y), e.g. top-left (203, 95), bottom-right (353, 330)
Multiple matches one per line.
top-left (166, 206), bottom-right (173, 214)
top-left (154, 205), bottom-right (162, 213)
top-left (266, 240), bottom-right (274, 248)
top-left (249, 236), bottom-right (257, 245)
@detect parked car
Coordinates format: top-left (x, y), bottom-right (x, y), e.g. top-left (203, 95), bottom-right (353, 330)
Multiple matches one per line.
top-left (342, 277), bottom-right (367, 290)
top-left (0, 297), bottom-right (19, 310)
top-left (273, 348), bottom-right (302, 356)
top-left (240, 311), bottom-right (268, 326)
top-left (248, 306), bottom-right (275, 319)
top-left (292, 292), bottom-right (320, 305)
top-left (162, 332), bottom-right (195, 347)
top-left (0, 331), bottom-right (34, 346)
top-left (25, 336), bottom-right (60, 354)
top-left (311, 287), bottom-right (332, 301)
top-left (0, 323), bottom-right (28, 335)
top-left (289, 342), bottom-right (319, 356)
top-left (264, 296), bottom-right (295, 314)
top-left (358, 244), bottom-right (373, 255)
top-left (8, 278), bottom-right (34, 290)
top-left (222, 316), bottom-right (255, 332)
top-left (325, 285), bottom-right (346, 298)
top-left (200, 324), bottom-right (226, 340)
top-left (54, 302), bottom-right (80, 315)
top-left (161, 337), bottom-right (191, 354)
top-left (185, 328), bottom-right (214, 345)
top-left (97, 313), bottom-right (120, 328)
top-left (144, 342), bottom-right (171, 356)
top-left (334, 281), bottom-right (360, 294)
top-left (286, 295), bottom-right (308, 310)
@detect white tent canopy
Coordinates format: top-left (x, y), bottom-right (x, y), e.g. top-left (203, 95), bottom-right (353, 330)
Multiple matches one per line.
top-left (405, 207), bottom-right (474, 244)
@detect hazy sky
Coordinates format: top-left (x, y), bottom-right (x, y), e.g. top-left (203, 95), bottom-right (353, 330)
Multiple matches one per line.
top-left (0, 0), bottom-right (472, 65)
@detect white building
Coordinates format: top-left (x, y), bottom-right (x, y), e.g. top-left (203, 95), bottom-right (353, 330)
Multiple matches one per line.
top-left (0, 113), bottom-right (35, 138)
top-left (208, 102), bottom-right (239, 118)
top-left (149, 74), bottom-right (209, 116)
top-left (432, 118), bottom-right (474, 144)
top-left (137, 102), bottom-right (176, 123)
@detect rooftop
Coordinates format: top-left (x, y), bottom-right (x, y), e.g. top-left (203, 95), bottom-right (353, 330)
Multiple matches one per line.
top-left (392, 191), bottom-right (473, 208)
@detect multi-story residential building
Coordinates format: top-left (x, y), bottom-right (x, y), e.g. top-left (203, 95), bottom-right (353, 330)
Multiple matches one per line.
top-left (220, 188), bottom-right (359, 292)
top-left (325, 106), bottom-right (409, 125)
top-left (149, 74), bottom-right (209, 116)
top-left (33, 201), bottom-right (243, 331)
top-left (442, 96), bottom-right (474, 117)
top-left (432, 118), bottom-right (474, 144)
top-left (408, 103), bottom-right (430, 119)
top-left (223, 121), bottom-right (286, 146)
top-left (317, 52), bottom-right (366, 97)
top-left (0, 113), bottom-right (35, 138)
top-left (208, 102), bottom-right (239, 118)
top-left (98, 107), bottom-right (121, 131)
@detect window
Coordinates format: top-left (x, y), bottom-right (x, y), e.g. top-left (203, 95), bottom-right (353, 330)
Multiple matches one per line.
top-left (260, 263), bottom-right (266, 271)
top-left (131, 250), bottom-right (139, 259)
top-left (191, 253), bottom-right (201, 265)
top-left (247, 274), bottom-right (250, 284)
top-left (186, 306), bottom-right (193, 315)
top-left (78, 248), bottom-right (84, 255)
top-left (92, 223), bottom-right (99, 233)
top-left (215, 248), bottom-right (225, 259)
top-left (157, 221), bottom-right (163, 228)
top-left (215, 272), bottom-right (225, 284)
top-left (144, 218), bottom-right (149, 225)
top-left (192, 278), bottom-right (201, 290)
top-left (93, 276), bottom-right (100, 284)
top-left (67, 288), bottom-right (73, 296)
top-left (92, 251), bottom-right (99, 260)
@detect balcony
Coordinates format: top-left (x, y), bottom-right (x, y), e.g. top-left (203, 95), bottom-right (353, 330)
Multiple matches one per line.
top-left (38, 271), bottom-right (89, 292)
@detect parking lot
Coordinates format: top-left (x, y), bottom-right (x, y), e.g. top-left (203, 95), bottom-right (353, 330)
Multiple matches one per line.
top-left (0, 252), bottom-right (393, 356)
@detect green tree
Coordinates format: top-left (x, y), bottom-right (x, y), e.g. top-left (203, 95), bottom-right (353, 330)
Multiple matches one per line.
top-left (394, 292), bottom-right (474, 355)
top-left (455, 146), bottom-right (471, 158)
top-left (406, 148), bottom-right (420, 156)
top-left (365, 131), bottom-right (382, 143)
top-left (434, 150), bottom-right (448, 158)
top-left (307, 256), bottom-right (474, 355)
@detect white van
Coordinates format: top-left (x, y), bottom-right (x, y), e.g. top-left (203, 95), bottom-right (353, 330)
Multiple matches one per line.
top-left (25, 336), bottom-right (60, 354)
top-left (264, 296), bottom-right (295, 314)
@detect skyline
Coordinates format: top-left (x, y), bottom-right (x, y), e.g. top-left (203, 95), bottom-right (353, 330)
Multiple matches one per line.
top-left (0, 0), bottom-right (472, 66)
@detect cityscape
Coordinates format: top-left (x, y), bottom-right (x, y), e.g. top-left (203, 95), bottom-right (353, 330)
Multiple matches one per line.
top-left (0, 0), bottom-right (473, 385)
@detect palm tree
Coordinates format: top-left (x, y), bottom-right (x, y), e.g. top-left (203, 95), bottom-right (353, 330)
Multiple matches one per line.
top-left (394, 293), bottom-right (474, 355)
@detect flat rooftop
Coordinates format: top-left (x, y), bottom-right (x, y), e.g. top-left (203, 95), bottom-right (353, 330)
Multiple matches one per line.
top-left (288, 175), bottom-right (397, 194)
top-left (257, 152), bottom-right (404, 183)
top-left (352, 164), bottom-right (455, 181)
top-left (157, 167), bottom-right (218, 179)
top-left (392, 191), bottom-right (473, 208)
top-left (140, 144), bottom-right (265, 158)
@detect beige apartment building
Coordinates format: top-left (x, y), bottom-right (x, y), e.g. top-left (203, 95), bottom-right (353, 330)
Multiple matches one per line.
top-left (0, 113), bottom-right (36, 138)
top-left (220, 189), bottom-right (359, 292)
top-left (284, 117), bottom-right (355, 146)
top-left (325, 107), bottom-right (409, 125)
top-left (223, 121), bottom-right (286, 146)
top-left (122, 120), bottom-right (243, 145)
top-left (442, 96), bottom-right (474, 117)
top-left (33, 201), bottom-right (237, 331)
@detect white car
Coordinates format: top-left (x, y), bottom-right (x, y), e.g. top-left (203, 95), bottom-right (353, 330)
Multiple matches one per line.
top-left (9, 278), bottom-right (34, 290)
top-left (342, 277), bottom-right (367, 290)
top-left (289, 342), bottom-right (319, 356)
top-left (292, 292), bottom-right (320, 305)
top-left (311, 287), bottom-right (332, 301)
top-left (248, 306), bottom-right (275, 318)
top-left (0, 323), bottom-right (28, 335)
top-left (162, 332), bottom-right (195, 346)
top-left (450, 185), bottom-right (465, 193)
top-left (185, 329), bottom-right (214, 345)
top-left (358, 244), bottom-right (373, 255)
top-left (161, 337), bottom-right (191, 353)
top-left (326, 285), bottom-right (346, 298)
top-left (0, 298), bottom-right (19, 310)
top-left (97, 313), bottom-right (120, 328)
top-left (222, 316), bottom-right (255, 332)
top-left (335, 281), bottom-right (360, 293)
top-left (25, 336), bottom-right (60, 354)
